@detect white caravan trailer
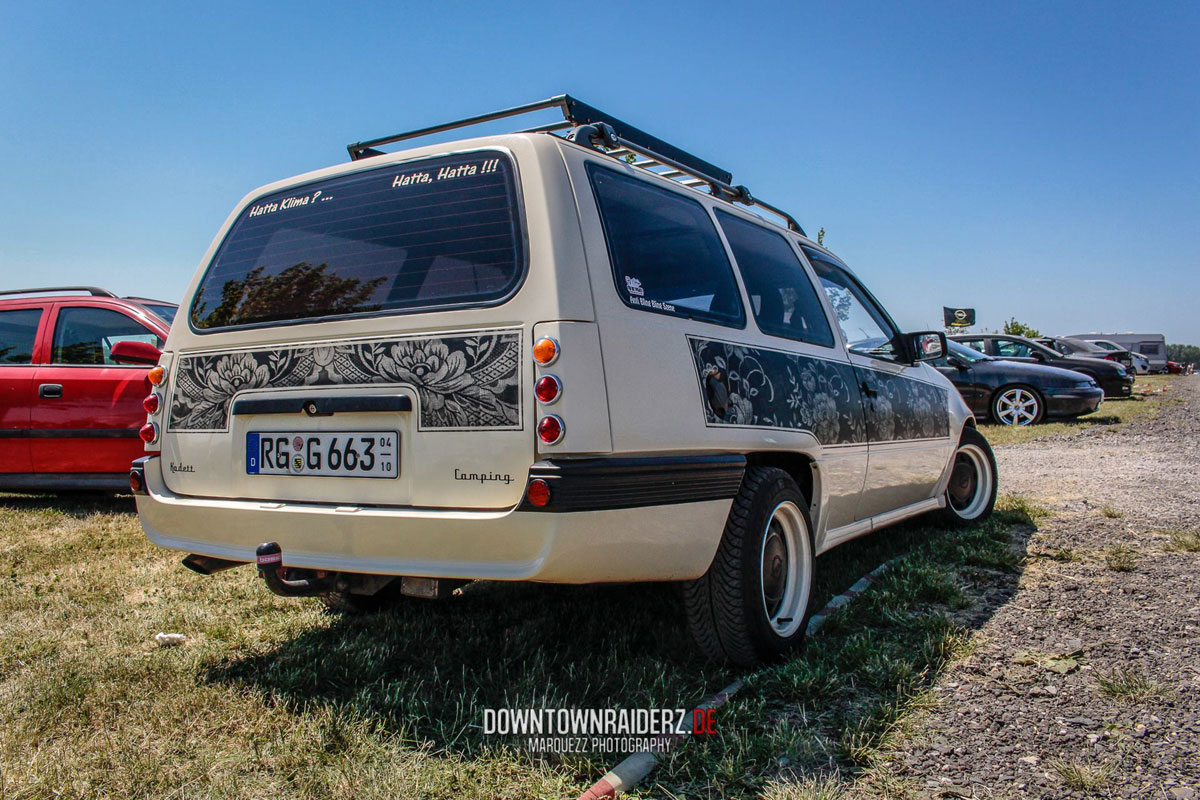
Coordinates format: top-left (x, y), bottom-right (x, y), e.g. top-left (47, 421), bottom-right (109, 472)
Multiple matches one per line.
top-left (1069, 333), bottom-right (1168, 372)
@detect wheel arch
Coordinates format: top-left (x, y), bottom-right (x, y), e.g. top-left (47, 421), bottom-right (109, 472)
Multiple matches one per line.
top-left (744, 452), bottom-right (816, 518)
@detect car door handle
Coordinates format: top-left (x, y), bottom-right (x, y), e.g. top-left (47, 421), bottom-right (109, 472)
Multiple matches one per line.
top-left (860, 381), bottom-right (878, 398)
top-left (38, 384), bottom-right (63, 399)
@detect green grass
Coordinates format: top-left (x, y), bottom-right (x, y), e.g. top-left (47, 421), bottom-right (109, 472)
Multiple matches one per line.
top-left (1103, 545), bottom-right (1140, 572)
top-left (979, 374), bottom-right (1176, 446)
top-left (0, 491), bottom-right (1044, 798)
top-left (1050, 757), bottom-right (1114, 791)
top-left (1095, 667), bottom-right (1164, 703)
top-left (1164, 528), bottom-right (1200, 553)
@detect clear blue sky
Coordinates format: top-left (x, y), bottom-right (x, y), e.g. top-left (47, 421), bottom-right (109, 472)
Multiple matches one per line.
top-left (2, 1), bottom-right (1197, 342)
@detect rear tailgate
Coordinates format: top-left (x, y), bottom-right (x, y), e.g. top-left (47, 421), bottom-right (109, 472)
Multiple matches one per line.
top-left (159, 328), bottom-right (530, 508)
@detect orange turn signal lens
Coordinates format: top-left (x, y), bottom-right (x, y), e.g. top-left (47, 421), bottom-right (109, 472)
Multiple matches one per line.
top-left (532, 337), bottom-right (559, 366)
top-left (147, 365), bottom-right (165, 386)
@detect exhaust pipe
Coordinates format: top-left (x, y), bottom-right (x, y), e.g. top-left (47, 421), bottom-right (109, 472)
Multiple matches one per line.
top-left (255, 542), bottom-right (334, 597)
top-left (182, 554), bottom-right (247, 575)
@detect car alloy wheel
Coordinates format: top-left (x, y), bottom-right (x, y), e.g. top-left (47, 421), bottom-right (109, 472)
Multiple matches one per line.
top-left (994, 387), bottom-right (1040, 426)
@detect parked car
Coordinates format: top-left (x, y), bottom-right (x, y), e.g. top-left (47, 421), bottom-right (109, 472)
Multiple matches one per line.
top-left (1129, 351), bottom-right (1152, 374)
top-left (1166, 361), bottom-right (1186, 375)
top-left (1070, 333), bottom-right (1168, 372)
top-left (1035, 335), bottom-right (1134, 370)
top-left (0, 286), bottom-right (174, 490)
top-left (130, 95), bottom-right (999, 666)
top-left (933, 342), bottom-right (1102, 425)
top-left (949, 333), bottom-right (1133, 398)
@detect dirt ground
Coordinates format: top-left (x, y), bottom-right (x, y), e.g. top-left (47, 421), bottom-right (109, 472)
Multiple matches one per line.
top-left (877, 376), bottom-right (1200, 799)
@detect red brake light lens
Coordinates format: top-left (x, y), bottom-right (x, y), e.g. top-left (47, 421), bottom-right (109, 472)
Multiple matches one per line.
top-left (537, 415), bottom-right (564, 445)
top-left (129, 471), bottom-right (144, 493)
top-left (535, 375), bottom-right (562, 404)
top-left (526, 478), bottom-right (551, 507)
top-left (143, 393), bottom-right (161, 414)
top-left (138, 422), bottom-right (159, 444)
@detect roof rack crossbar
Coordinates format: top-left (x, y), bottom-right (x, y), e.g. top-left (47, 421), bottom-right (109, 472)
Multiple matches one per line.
top-left (0, 286), bottom-right (117, 299)
top-left (346, 94), bottom-right (804, 236)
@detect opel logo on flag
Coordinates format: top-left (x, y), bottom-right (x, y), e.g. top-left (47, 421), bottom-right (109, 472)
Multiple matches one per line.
top-left (943, 307), bottom-right (976, 328)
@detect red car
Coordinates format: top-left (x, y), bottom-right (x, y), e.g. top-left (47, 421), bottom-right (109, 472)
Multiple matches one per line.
top-left (0, 287), bottom-right (173, 491)
top-left (1166, 361), bottom-right (1186, 375)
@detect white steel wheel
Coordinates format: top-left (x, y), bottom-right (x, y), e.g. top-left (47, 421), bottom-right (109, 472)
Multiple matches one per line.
top-left (941, 427), bottom-right (998, 526)
top-left (992, 386), bottom-right (1042, 426)
top-left (760, 501), bottom-right (812, 638)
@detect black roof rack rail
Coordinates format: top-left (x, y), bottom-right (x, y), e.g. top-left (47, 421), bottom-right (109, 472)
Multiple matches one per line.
top-left (0, 286), bottom-right (117, 298)
top-left (346, 94), bottom-right (805, 236)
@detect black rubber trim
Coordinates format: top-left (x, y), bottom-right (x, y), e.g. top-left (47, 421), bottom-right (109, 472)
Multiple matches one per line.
top-left (0, 473), bottom-right (131, 491)
top-left (0, 428), bottom-right (139, 439)
top-left (519, 454), bottom-right (746, 512)
top-left (231, 395), bottom-right (413, 416)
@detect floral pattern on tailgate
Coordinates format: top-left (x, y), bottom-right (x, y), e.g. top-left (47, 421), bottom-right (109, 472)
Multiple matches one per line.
top-left (689, 337), bottom-right (948, 445)
top-left (169, 332), bottom-right (521, 432)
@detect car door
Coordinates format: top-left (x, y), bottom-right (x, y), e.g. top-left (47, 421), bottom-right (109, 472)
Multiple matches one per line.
top-left (0, 305), bottom-right (46, 476)
top-left (805, 250), bottom-right (953, 520)
top-left (29, 303), bottom-right (163, 476)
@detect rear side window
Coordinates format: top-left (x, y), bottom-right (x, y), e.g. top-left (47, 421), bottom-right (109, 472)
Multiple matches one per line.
top-left (588, 165), bottom-right (744, 327)
top-left (0, 308), bottom-right (42, 364)
top-left (715, 212), bottom-right (834, 347)
top-left (51, 307), bottom-right (163, 365)
top-left (190, 152), bottom-right (524, 330)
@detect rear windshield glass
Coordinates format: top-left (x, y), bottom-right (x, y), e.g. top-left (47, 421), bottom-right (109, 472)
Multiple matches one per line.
top-left (190, 152), bottom-right (524, 330)
top-left (588, 165), bottom-right (744, 327)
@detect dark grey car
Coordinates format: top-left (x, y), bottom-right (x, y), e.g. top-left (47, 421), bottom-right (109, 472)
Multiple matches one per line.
top-left (949, 334), bottom-right (1134, 399)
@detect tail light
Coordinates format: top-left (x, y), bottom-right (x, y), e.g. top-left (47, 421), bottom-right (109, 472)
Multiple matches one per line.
top-left (532, 337), bottom-right (559, 366)
top-left (139, 422), bottom-right (159, 444)
top-left (143, 393), bottom-right (161, 414)
top-left (1104, 355), bottom-right (1115, 361)
top-left (147, 365), bottom-right (166, 386)
top-left (535, 375), bottom-right (562, 404)
top-left (526, 479), bottom-right (551, 507)
top-left (537, 415), bottom-right (564, 445)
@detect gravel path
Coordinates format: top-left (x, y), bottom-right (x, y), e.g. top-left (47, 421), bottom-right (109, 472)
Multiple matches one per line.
top-left (877, 376), bottom-right (1200, 799)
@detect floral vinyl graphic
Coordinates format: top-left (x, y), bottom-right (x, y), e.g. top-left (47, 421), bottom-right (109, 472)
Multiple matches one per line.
top-left (689, 337), bottom-right (947, 445)
top-left (168, 331), bottom-right (521, 432)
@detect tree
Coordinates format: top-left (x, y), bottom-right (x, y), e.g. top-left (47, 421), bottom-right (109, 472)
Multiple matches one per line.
top-left (1002, 317), bottom-right (1041, 338)
top-left (1167, 343), bottom-right (1200, 367)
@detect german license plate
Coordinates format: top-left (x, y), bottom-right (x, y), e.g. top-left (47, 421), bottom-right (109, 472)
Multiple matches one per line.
top-left (246, 432), bottom-right (399, 478)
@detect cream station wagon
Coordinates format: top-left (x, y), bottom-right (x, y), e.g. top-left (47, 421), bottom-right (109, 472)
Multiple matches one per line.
top-left (131, 96), bottom-right (997, 665)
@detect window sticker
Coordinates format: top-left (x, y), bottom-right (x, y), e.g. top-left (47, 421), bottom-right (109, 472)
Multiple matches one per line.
top-left (624, 276), bottom-right (644, 297)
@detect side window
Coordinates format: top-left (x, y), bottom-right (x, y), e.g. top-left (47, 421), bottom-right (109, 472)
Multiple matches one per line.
top-left (805, 251), bottom-right (900, 361)
top-left (0, 308), bottom-right (43, 365)
top-left (714, 211), bottom-right (834, 347)
top-left (51, 307), bottom-right (163, 365)
top-left (956, 339), bottom-right (986, 353)
top-left (995, 339), bottom-right (1033, 358)
top-left (588, 165), bottom-right (745, 327)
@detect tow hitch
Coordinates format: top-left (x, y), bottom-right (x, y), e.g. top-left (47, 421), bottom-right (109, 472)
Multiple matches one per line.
top-left (255, 541), bottom-right (335, 597)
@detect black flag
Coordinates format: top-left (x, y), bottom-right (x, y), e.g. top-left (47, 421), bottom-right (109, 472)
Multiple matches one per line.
top-left (943, 307), bottom-right (975, 328)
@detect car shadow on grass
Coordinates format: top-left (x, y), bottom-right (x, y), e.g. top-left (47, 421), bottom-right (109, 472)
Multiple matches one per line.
top-left (201, 500), bottom-right (1039, 793)
top-left (0, 491), bottom-right (134, 517)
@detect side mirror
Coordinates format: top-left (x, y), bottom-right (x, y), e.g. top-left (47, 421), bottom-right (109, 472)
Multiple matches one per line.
top-left (906, 331), bottom-right (947, 363)
top-left (110, 340), bottom-right (162, 366)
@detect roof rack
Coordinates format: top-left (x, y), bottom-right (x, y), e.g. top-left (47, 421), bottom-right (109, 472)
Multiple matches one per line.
top-left (0, 286), bottom-right (117, 298)
top-left (124, 296), bottom-right (179, 306)
top-left (346, 94), bottom-right (805, 236)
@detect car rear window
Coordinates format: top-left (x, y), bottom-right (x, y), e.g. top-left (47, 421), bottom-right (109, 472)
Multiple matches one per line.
top-left (0, 308), bottom-right (42, 364)
top-left (715, 211), bottom-right (834, 347)
top-left (190, 152), bottom-right (524, 330)
top-left (588, 165), bottom-right (744, 327)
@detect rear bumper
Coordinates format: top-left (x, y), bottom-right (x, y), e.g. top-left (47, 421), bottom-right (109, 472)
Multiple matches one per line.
top-left (1044, 387), bottom-right (1104, 418)
top-left (134, 456), bottom-right (731, 583)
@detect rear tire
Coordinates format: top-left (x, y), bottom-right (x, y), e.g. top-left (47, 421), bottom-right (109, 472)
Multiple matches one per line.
top-left (991, 385), bottom-right (1044, 426)
top-left (683, 467), bottom-right (814, 667)
top-left (940, 426), bottom-right (998, 527)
